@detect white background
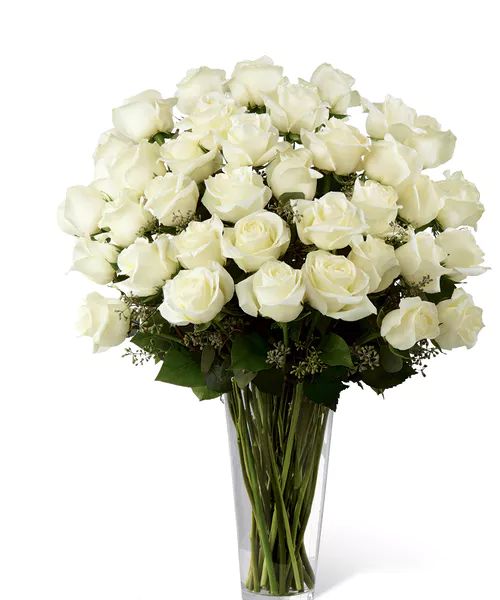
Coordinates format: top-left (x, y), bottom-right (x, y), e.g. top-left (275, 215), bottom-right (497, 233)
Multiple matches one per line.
top-left (1, 1), bottom-right (499, 599)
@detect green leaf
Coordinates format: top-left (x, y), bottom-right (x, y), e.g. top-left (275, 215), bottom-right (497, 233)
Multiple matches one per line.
top-left (131, 331), bottom-right (153, 351)
top-left (380, 345), bottom-right (403, 373)
top-left (205, 359), bottom-right (232, 393)
top-left (305, 370), bottom-right (348, 411)
top-left (253, 369), bottom-right (284, 395)
top-left (201, 346), bottom-right (216, 374)
top-left (131, 331), bottom-right (172, 354)
top-left (231, 333), bottom-right (271, 373)
top-left (426, 276), bottom-right (457, 303)
top-left (361, 363), bottom-right (416, 395)
top-left (233, 369), bottom-right (258, 388)
top-left (320, 334), bottom-right (353, 368)
top-left (191, 386), bottom-right (220, 401)
top-left (155, 348), bottom-right (204, 387)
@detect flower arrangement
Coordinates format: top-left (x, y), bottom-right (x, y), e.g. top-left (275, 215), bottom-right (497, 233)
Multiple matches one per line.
top-left (59, 57), bottom-right (486, 598)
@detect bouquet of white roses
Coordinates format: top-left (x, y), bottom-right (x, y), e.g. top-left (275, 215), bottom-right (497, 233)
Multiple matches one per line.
top-left (59, 57), bottom-right (486, 598)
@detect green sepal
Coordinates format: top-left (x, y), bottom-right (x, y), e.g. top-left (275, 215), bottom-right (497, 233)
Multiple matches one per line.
top-left (247, 104), bottom-right (267, 114)
top-left (148, 131), bottom-right (175, 145)
top-left (283, 132), bottom-right (302, 144)
top-left (278, 192), bottom-right (305, 203)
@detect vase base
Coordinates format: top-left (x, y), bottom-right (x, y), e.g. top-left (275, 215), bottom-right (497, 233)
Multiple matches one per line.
top-left (242, 590), bottom-right (314, 600)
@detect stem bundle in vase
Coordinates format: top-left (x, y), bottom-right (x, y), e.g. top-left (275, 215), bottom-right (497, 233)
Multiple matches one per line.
top-left (59, 57), bottom-right (487, 599)
top-left (226, 381), bottom-right (329, 596)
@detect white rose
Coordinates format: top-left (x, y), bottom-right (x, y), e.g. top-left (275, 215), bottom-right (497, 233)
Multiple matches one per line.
top-left (174, 216), bottom-right (224, 269)
top-left (109, 140), bottom-right (165, 194)
top-left (222, 210), bottom-right (290, 272)
top-left (397, 174), bottom-right (443, 227)
top-left (380, 297), bottom-right (440, 350)
top-left (301, 117), bottom-right (368, 175)
top-left (112, 90), bottom-right (176, 142)
top-left (99, 189), bottom-right (154, 247)
top-left (160, 132), bottom-right (222, 184)
top-left (263, 80), bottom-right (328, 134)
top-left (72, 238), bottom-right (119, 284)
top-left (144, 173), bottom-right (199, 226)
top-left (228, 56), bottom-right (284, 107)
top-left (364, 96), bottom-right (416, 139)
top-left (302, 250), bottom-right (376, 321)
top-left (294, 191), bottom-right (367, 250)
top-left (436, 288), bottom-right (484, 350)
top-left (160, 262), bottom-right (234, 325)
top-left (117, 235), bottom-right (178, 297)
top-left (364, 134), bottom-right (422, 188)
top-left (436, 171), bottom-right (484, 230)
top-left (364, 96), bottom-right (456, 168)
top-left (175, 66), bottom-right (226, 114)
top-left (310, 63), bottom-right (359, 114)
top-left (348, 236), bottom-right (400, 293)
top-left (91, 177), bottom-right (120, 200)
top-left (58, 185), bottom-right (107, 237)
top-left (266, 147), bottom-right (322, 201)
top-left (436, 228), bottom-right (487, 282)
top-left (236, 260), bottom-right (305, 322)
top-left (350, 179), bottom-right (399, 236)
top-left (180, 92), bottom-right (244, 150)
top-left (391, 115), bottom-right (456, 169)
top-left (202, 166), bottom-right (272, 223)
top-left (395, 230), bottom-right (450, 293)
top-left (93, 130), bottom-right (133, 179)
top-left (76, 292), bottom-right (130, 352)
top-left (222, 113), bottom-right (279, 167)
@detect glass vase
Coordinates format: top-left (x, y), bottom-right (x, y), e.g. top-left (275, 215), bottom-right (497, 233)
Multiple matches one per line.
top-left (224, 380), bottom-right (333, 600)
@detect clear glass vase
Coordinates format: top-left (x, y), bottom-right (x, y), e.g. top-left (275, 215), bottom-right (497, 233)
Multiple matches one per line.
top-left (224, 380), bottom-right (333, 600)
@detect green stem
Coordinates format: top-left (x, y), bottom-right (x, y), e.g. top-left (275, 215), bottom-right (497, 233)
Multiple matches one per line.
top-left (248, 515), bottom-right (260, 591)
top-left (260, 384), bottom-right (303, 589)
top-left (229, 380), bottom-right (329, 596)
top-left (260, 383), bottom-right (303, 587)
top-left (236, 391), bottom-right (279, 595)
top-left (263, 425), bottom-right (303, 592)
